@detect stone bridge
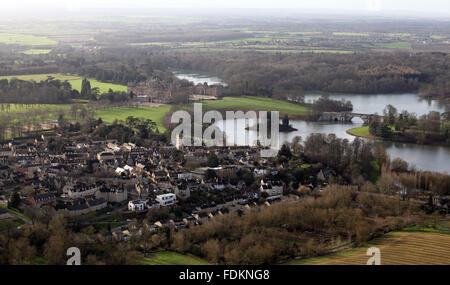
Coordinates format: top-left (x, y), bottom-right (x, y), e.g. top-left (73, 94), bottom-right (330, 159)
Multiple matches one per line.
top-left (318, 112), bottom-right (375, 125)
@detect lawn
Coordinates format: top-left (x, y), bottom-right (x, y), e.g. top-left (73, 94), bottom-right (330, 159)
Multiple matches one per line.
top-left (347, 126), bottom-right (371, 138)
top-left (202, 96), bottom-right (309, 116)
top-left (96, 105), bottom-right (172, 132)
top-left (0, 33), bottom-right (57, 46)
top-left (287, 232), bottom-right (450, 265)
top-left (0, 73), bottom-right (127, 93)
top-left (141, 252), bottom-right (210, 265)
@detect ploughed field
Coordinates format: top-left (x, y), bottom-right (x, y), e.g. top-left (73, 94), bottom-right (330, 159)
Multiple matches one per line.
top-left (289, 232), bottom-right (450, 265)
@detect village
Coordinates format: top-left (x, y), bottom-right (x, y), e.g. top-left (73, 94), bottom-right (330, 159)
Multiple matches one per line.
top-left (0, 131), bottom-right (334, 239)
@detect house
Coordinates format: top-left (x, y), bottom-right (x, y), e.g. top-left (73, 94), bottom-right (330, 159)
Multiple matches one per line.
top-left (96, 186), bottom-right (128, 203)
top-left (128, 200), bottom-right (147, 211)
top-left (254, 168), bottom-right (269, 176)
top-left (65, 202), bottom-right (90, 216)
top-left (97, 151), bottom-right (115, 161)
top-left (317, 168), bottom-right (333, 182)
top-left (260, 179), bottom-right (283, 200)
top-left (177, 172), bottom-right (192, 179)
top-left (29, 193), bottom-right (57, 205)
top-left (156, 193), bottom-right (177, 207)
top-left (62, 197), bottom-right (107, 216)
top-left (0, 165), bottom-right (10, 176)
top-left (64, 183), bottom-right (99, 199)
top-left (87, 198), bottom-right (107, 212)
top-left (175, 182), bottom-right (191, 199)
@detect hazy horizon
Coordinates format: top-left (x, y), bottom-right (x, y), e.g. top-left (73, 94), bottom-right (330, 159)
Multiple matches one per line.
top-left (1, 0), bottom-right (450, 19)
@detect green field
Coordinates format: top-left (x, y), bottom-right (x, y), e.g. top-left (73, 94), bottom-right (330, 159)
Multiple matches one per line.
top-left (430, 35), bottom-right (446, 40)
top-left (0, 73), bottom-right (127, 93)
top-left (347, 126), bottom-right (371, 138)
top-left (0, 103), bottom-right (71, 113)
top-left (386, 33), bottom-right (412, 38)
top-left (141, 251), bottom-right (210, 265)
top-left (0, 33), bottom-right (57, 46)
top-left (202, 96), bottom-right (309, 116)
top-left (333, 32), bottom-right (369, 37)
top-left (96, 105), bottom-right (172, 132)
top-left (365, 42), bottom-right (412, 50)
top-left (22, 49), bottom-right (52, 55)
top-left (176, 47), bottom-right (353, 54)
top-left (287, 232), bottom-right (450, 265)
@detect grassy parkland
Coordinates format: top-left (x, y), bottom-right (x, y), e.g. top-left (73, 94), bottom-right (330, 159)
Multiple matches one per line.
top-left (0, 73), bottom-right (127, 93)
top-left (96, 105), bottom-right (172, 132)
top-left (201, 96), bottom-right (309, 116)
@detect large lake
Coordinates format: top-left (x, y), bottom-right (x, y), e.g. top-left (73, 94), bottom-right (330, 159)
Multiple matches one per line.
top-left (304, 93), bottom-right (447, 116)
top-left (175, 71), bottom-right (450, 173)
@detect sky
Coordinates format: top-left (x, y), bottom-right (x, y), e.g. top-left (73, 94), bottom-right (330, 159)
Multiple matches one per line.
top-left (2, 0), bottom-right (450, 17)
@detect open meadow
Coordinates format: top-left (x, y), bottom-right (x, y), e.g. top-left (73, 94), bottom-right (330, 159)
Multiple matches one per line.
top-left (0, 73), bottom-right (127, 93)
top-left (0, 33), bottom-right (57, 46)
top-left (96, 105), bottom-right (172, 132)
top-left (287, 231), bottom-right (450, 265)
top-left (202, 96), bottom-right (309, 116)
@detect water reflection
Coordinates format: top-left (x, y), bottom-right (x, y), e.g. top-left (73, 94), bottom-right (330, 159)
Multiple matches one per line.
top-left (304, 93), bottom-right (447, 116)
top-left (215, 118), bottom-right (450, 173)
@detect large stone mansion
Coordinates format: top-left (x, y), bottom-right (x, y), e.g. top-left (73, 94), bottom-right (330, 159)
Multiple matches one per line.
top-left (127, 77), bottom-right (224, 104)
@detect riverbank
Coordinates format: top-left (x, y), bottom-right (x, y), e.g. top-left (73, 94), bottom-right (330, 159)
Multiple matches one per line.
top-left (347, 126), bottom-right (450, 147)
top-left (347, 126), bottom-right (374, 138)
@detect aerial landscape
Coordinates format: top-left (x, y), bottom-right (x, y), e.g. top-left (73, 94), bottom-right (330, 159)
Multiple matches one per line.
top-left (0, 0), bottom-right (449, 273)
